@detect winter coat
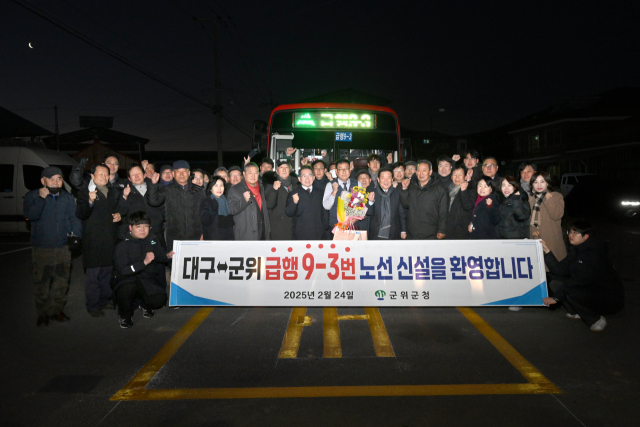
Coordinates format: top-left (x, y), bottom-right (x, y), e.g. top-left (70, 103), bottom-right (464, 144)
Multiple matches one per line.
top-left (228, 180), bottom-right (271, 240)
top-left (263, 171), bottom-right (298, 240)
top-left (112, 233), bottom-right (170, 296)
top-left (544, 237), bottom-right (624, 313)
top-left (313, 175), bottom-right (332, 238)
top-left (529, 191), bottom-right (566, 261)
top-left (120, 180), bottom-right (165, 242)
top-left (438, 174), bottom-right (453, 190)
top-left (469, 193), bottom-right (500, 239)
top-left (285, 186), bottom-right (326, 240)
top-left (199, 196), bottom-right (235, 241)
top-left (76, 186), bottom-right (125, 268)
top-left (23, 189), bottom-right (82, 248)
top-left (326, 178), bottom-right (360, 232)
top-left (497, 192), bottom-right (531, 239)
top-left (146, 181), bottom-right (206, 249)
top-left (445, 186), bottom-right (475, 240)
top-left (366, 185), bottom-right (407, 240)
top-left (399, 175), bottom-right (449, 239)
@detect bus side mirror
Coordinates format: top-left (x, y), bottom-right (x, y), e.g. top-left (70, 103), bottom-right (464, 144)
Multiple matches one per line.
top-left (252, 120), bottom-right (267, 153)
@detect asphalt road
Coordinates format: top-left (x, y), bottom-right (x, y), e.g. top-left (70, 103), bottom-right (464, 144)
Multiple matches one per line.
top-left (1, 215), bottom-right (639, 427)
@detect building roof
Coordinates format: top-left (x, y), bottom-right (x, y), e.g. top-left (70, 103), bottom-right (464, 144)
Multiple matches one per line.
top-left (0, 107), bottom-right (53, 138)
top-left (42, 127), bottom-right (149, 152)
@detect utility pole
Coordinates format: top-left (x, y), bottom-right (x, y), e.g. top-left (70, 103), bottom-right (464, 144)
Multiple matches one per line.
top-left (54, 105), bottom-right (59, 151)
top-left (213, 17), bottom-right (224, 168)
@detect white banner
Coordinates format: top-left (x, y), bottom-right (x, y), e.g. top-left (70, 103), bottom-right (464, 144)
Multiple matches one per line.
top-left (169, 240), bottom-right (548, 307)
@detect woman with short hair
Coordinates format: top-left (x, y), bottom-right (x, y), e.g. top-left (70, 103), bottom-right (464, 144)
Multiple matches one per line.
top-left (497, 176), bottom-right (531, 239)
top-left (469, 176), bottom-right (500, 239)
top-left (529, 171), bottom-right (566, 262)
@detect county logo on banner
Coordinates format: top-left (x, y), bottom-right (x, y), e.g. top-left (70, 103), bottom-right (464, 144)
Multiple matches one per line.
top-left (169, 240), bottom-right (547, 307)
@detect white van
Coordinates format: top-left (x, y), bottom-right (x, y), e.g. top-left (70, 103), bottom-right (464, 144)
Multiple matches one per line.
top-left (0, 147), bottom-right (77, 232)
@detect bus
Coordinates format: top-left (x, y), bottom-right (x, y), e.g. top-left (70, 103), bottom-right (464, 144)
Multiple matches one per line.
top-left (253, 103), bottom-right (402, 170)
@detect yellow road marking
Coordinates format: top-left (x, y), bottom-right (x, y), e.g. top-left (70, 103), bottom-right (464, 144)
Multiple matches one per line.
top-left (278, 307), bottom-right (308, 359)
top-left (112, 306), bottom-right (559, 401)
top-left (323, 307), bottom-right (342, 358)
top-left (112, 382), bottom-right (556, 401)
top-left (110, 308), bottom-right (212, 399)
top-left (457, 307), bottom-right (559, 390)
top-left (337, 314), bottom-right (368, 320)
top-left (365, 308), bottom-right (395, 357)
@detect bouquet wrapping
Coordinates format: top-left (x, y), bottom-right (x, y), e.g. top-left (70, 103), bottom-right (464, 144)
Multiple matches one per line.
top-left (332, 186), bottom-right (369, 234)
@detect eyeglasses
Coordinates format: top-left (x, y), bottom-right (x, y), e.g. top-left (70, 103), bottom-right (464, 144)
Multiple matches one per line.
top-left (482, 164), bottom-right (497, 169)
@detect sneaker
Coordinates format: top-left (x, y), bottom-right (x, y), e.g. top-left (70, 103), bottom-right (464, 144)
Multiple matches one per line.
top-left (139, 305), bottom-right (154, 318)
top-left (508, 306), bottom-right (523, 311)
top-left (590, 316), bottom-right (607, 332)
top-left (566, 313), bottom-right (581, 320)
top-left (119, 317), bottom-right (133, 329)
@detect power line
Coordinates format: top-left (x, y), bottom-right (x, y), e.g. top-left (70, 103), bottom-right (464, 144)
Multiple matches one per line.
top-left (12, 0), bottom-right (251, 139)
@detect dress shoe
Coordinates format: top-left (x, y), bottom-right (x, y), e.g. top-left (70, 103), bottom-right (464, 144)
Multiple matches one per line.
top-left (50, 312), bottom-right (70, 322)
top-left (37, 315), bottom-right (49, 326)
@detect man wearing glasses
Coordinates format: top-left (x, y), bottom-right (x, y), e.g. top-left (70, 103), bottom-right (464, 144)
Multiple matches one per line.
top-left (286, 165), bottom-right (326, 240)
top-left (481, 156), bottom-right (502, 189)
top-left (323, 159), bottom-right (360, 229)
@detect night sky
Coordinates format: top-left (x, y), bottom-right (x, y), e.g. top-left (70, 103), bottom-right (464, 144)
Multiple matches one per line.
top-left (3, 0), bottom-right (639, 152)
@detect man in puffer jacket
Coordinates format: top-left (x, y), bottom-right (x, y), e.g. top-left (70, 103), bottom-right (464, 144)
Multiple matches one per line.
top-left (23, 166), bottom-right (82, 326)
top-left (112, 211), bottom-right (174, 328)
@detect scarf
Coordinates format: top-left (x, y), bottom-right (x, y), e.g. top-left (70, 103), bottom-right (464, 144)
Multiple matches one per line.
top-left (448, 183), bottom-right (461, 211)
top-left (134, 182), bottom-right (147, 196)
top-left (520, 179), bottom-right (531, 196)
top-left (369, 169), bottom-right (379, 182)
top-left (474, 194), bottom-right (487, 209)
top-left (530, 191), bottom-right (547, 228)
top-left (377, 188), bottom-right (392, 239)
top-left (212, 193), bottom-right (230, 216)
top-left (96, 183), bottom-right (108, 199)
top-left (247, 182), bottom-right (262, 210)
top-left (277, 174), bottom-right (293, 193)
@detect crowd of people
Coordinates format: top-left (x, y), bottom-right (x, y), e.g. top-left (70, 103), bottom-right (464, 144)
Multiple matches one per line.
top-left (24, 149), bottom-right (624, 331)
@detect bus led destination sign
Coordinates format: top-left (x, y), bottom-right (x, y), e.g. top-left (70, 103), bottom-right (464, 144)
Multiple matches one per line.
top-left (293, 111), bottom-right (375, 129)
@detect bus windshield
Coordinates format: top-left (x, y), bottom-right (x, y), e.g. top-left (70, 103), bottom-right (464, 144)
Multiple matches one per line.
top-left (266, 103), bottom-right (401, 169)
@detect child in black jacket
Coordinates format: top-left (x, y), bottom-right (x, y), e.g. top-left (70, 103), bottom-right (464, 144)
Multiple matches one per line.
top-left (113, 211), bottom-right (174, 328)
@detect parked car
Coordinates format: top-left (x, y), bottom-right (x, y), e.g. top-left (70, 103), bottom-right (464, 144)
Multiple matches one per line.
top-left (560, 173), bottom-right (596, 197)
top-left (0, 147), bottom-right (77, 232)
top-left (565, 177), bottom-right (640, 220)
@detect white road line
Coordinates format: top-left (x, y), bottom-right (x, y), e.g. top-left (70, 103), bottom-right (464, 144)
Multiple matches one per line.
top-left (0, 247), bottom-right (31, 255)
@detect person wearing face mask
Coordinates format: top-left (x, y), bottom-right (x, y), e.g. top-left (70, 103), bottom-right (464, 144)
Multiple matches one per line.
top-left (24, 167), bottom-right (82, 326)
top-left (76, 164), bottom-right (126, 317)
top-left (444, 164), bottom-right (475, 240)
top-left (263, 159), bottom-right (299, 240)
top-left (529, 171), bottom-right (566, 264)
top-left (366, 167), bottom-right (406, 240)
top-left (468, 176), bottom-right (500, 239)
top-left (200, 176), bottom-right (235, 240)
top-left (497, 176), bottom-right (531, 239)
top-left (285, 165), bottom-right (326, 240)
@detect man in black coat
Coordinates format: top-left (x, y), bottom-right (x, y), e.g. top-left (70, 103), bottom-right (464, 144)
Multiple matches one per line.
top-left (146, 160), bottom-right (206, 251)
top-left (481, 156), bottom-right (502, 189)
top-left (542, 221), bottom-right (624, 332)
top-left (366, 168), bottom-right (407, 240)
top-left (76, 164), bottom-right (126, 317)
top-left (264, 159), bottom-right (298, 240)
top-left (120, 164), bottom-right (165, 247)
top-left (311, 159), bottom-right (333, 239)
top-left (463, 150), bottom-right (483, 187)
top-left (112, 212), bottom-right (174, 328)
top-left (400, 160), bottom-right (449, 240)
top-left (285, 165), bottom-right (326, 240)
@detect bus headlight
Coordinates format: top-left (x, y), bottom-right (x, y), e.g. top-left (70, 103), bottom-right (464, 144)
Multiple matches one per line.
top-left (621, 201), bottom-right (640, 206)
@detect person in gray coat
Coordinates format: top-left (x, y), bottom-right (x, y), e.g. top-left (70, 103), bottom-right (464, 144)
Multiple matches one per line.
top-left (228, 163), bottom-right (271, 240)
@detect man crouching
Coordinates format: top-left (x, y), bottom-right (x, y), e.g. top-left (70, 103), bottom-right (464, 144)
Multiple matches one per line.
top-left (113, 211), bottom-right (174, 328)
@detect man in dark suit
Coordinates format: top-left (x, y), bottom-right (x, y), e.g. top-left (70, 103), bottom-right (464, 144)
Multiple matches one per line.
top-left (285, 165), bottom-right (326, 240)
top-left (367, 167), bottom-right (407, 240)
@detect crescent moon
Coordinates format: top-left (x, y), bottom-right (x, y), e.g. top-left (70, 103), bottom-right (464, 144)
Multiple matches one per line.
top-left (28, 42), bottom-right (33, 48)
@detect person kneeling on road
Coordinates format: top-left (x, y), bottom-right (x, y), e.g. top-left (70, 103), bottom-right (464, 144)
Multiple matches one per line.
top-left (113, 211), bottom-right (174, 329)
top-left (541, 220), bottom-right (624, 332)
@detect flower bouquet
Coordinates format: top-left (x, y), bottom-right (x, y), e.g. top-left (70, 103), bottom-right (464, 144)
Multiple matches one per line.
top-left (333, 186), bottom-right (369, 234)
